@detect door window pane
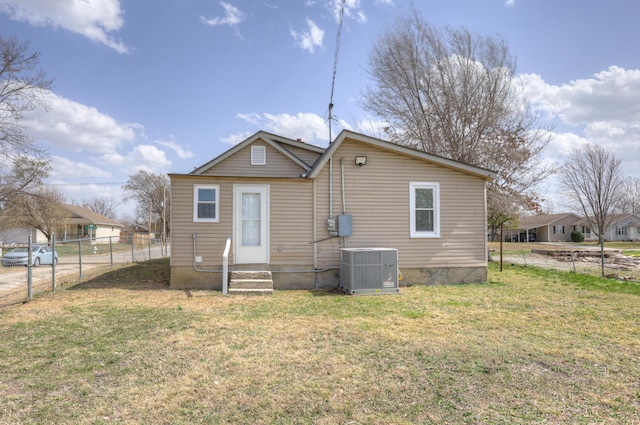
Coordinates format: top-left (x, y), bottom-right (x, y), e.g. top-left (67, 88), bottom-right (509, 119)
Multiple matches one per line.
top-left (242, 193), bottom-right (261, 246)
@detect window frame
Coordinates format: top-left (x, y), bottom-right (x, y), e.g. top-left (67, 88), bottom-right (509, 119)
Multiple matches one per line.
top-left (193, 184), bottom-right (220, 223)
top-left (409, 182), bottom-right (440, 238)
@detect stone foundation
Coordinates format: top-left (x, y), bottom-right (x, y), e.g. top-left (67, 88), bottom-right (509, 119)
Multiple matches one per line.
top-left (171, 265), bottom-right (486, 290)
top-left (399, 266), bottom-right (488, 286)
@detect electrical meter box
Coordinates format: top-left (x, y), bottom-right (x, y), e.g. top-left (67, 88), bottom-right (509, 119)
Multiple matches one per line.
top-left (337, 214), bottom-right (352, 236)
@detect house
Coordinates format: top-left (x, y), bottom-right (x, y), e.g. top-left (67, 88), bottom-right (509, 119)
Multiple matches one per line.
top-left (605, 214), bottom-right (640, 241)
top-left (508, 213), bottom-right (582, 242)
top-left (169, 130), bottom-right (496, 290)
top-left (0, 204), bottom-right (122, 245)
top-left (508, 213), bottom-right (640, 243)
top-left (577, 214), bottom-right (640, 242)
top-left (60, 204), bottom-right (123, 244)
top-left (0, 227), bottom-right (48, 245)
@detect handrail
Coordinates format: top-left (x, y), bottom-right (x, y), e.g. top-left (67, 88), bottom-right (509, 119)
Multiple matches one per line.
top-left (222, 237), bottom-right (232, 295)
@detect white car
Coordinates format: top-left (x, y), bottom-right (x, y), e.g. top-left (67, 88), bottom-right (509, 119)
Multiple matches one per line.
top-left (1, 245), bottom-right (59, 267)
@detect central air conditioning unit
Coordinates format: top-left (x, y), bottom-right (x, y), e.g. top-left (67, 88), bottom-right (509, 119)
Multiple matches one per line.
top-left (340, 248), bottom-right (399, 295)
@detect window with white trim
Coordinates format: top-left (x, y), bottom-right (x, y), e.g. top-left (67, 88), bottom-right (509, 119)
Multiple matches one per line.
top-left (553, 225), bottom-right (565, 234)
top-left (410, 182), bottom-right (440, 238)
top-left (616, 226), bottom-right (627, 236)
top-left (251, 145), bottom-right (266, 165)
top-left (193, 184), bottom-right (220, 222)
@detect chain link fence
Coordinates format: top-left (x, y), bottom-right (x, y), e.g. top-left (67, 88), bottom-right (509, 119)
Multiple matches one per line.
top-left (0, 235), bottom-right (169, 308)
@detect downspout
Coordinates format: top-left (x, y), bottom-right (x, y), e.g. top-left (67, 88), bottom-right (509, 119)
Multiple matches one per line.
top-left (329, 157), bottom-right (333, 221)
top-left (340, 157), bottom-right (347, 249)
top-left (313, 178), bottom-right (318, 289)
top-left (340, 157), bottom-right (346, 214)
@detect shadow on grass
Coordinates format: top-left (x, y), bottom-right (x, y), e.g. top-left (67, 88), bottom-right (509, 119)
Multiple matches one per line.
top-left (69, 258), bottom-right (170, 291)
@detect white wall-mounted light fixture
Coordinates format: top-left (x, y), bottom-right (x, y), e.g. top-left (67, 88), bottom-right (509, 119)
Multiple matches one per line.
top-left (355, 155), bottom-right (367, 166)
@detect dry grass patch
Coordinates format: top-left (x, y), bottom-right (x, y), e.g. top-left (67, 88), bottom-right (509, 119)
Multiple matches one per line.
top-left (1, 259), bottom-right (639, 424)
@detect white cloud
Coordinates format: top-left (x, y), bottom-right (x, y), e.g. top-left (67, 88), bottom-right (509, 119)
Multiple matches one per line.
top-left (505, 0), bottom-right (515, 6)
top-left (0, 0), bottom-right (128, 53)
top-left (155, 137), bottom-right (194, 159)
top-left (520, 67), bottom-right (640, 125)
top-left (98, 145), bottom-right (171, 173)
top-left (520, 66), bottom-right (640, 179)
top-left (201, 2), bottom-right (245, 27)
top-left (329, 0), bottom-right (367, 24)
top-left (291, 19), bottom-right (324, 53)
top-left (221, 131), bottom-right (253, 145)
top-left (233, 112), bottom-right (334, 144)
top-left (23, 91), bottom-right (138, 154)
top-left (50, 156), bottom-right (112, 180)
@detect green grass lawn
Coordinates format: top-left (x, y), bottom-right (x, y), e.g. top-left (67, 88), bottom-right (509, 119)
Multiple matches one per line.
top-left (1, 259), bottom-right (639, 424)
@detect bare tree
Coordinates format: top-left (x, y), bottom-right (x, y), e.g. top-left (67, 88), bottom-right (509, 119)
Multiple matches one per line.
top-left (618, 176), bottom-right (640, 215)
top-left (559, 144), bottom-right (625, 276)
top-left (81, 197), bottom-right (120, 220)
top-left (0, 35), bottom-right (53, 206)
top-left (122, 171), bottom-right (170, 241)
top-left (361, 10), bottom-right (553, 238)
top-left (3, 186), bottom-right (69, 242)
top-left (0, 155), bottom-right (51, 210)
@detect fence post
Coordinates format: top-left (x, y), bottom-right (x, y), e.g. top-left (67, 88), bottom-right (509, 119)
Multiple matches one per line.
top-left (52, 233), bottom-right (56, 292)
top-left (109, 237), bottom-right (113, 267)
top-left (148, 238), bottom-right (151, 260)
top-left (78, 239), bottom-right (83, 279)
top-left (131, 237), bottom-right (135, 262)
top-left (27, 235), bottom-right (33, 301)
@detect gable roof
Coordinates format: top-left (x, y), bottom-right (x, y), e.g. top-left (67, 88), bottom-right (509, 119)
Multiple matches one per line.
top-left (518, 213), bottom-right (581, 229)
top-left (63, 204), bottom-right (122, 227)
top-left (305, 130), bottom-right (497, 180)
top-left (191, 131), bottom-right (325, 175)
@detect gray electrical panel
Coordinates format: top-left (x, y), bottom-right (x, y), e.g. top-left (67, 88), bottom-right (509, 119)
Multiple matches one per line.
top-left (340, 248), bottom-right (399, 295)
top-left (337, 214), bottom-right (352, 236)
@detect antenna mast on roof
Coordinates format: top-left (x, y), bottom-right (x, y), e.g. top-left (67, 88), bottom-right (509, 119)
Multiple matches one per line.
top-left (327, 0), bottom-right (345, 143)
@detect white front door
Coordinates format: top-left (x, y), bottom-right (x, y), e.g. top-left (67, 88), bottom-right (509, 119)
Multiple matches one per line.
top-left (234, 185), bottom-right (269, 264)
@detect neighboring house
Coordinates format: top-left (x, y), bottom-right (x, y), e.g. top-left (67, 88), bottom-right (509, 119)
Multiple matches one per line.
top-left (578, 214), bottom-right (640, 242)
top-left (508, 213), bottom-right (640, 243)
top-left (0, 204), bottom-right (121, 245)
top-left (0, 227), bottom-right (48, 245)
top-left (61, 204), bottom-right (123, 244)
top-left (508, 213), bottom-right (582, 242)
top-left (169, 130), bottom-right (496, 290)
top-left (606, 214), bottom-right (640, 241)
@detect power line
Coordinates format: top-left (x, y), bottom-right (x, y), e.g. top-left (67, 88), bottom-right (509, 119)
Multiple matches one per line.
top-left (328, 0), bottom-right (346, 143)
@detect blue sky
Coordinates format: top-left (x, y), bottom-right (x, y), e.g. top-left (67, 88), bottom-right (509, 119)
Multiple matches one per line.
top-left (1, 0), bottom-right (639, 216)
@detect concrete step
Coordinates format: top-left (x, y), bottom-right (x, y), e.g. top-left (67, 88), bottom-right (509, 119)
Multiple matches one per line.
top-left (228, 287), bottom-right (273, 296)
top-left (231, 270), bottom-right (272, 280)
top-left (229, 270), bottom-right (273, 295)
top-left (229, 278), bottom-right (274, 290)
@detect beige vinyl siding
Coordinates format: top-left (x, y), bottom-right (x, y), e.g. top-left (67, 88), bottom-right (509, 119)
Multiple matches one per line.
top-left (171, 176), bottom-right (233, 267)
top-left (170, 175), bottom-right (313, 267)
top-left (314, 139), bottom-right (487, 269)
top-left (199, 143), bottom-right (304, 178)
top-left (270, 179), bottom-right (314, 264)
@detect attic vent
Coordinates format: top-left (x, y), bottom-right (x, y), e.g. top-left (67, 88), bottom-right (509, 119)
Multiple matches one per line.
top-left (251, 145), bottom-right (266, 165)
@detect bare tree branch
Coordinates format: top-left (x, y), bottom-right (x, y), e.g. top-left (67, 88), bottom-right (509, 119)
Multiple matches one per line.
top-left (361, 9), bottom-right (554, 239)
